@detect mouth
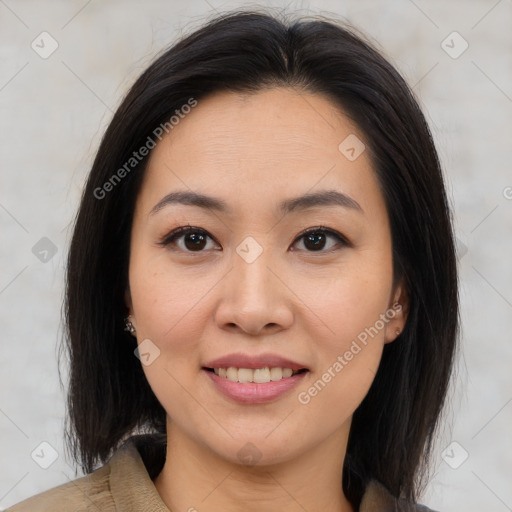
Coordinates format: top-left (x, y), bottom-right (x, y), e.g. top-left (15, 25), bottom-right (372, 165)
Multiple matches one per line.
top-left (202, 366), bottom-right (309, 384)
top-left (201, 353), bottom-right (310, 403)
top-left (202, 365), bottom-right (309, 404)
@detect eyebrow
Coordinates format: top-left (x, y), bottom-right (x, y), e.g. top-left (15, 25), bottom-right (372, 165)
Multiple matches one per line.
top-left (149, 189), bottom-right (363, 216)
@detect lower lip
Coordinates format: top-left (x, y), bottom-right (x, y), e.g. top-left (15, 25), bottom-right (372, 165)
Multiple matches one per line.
top-left (203, 369), bottom-right (308, 404)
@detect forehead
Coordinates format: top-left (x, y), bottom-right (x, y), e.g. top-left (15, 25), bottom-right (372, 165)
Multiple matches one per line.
top-left (155, 88), bottom-right (359, 163)
top-left (137, 87), bottom-right (385, 221)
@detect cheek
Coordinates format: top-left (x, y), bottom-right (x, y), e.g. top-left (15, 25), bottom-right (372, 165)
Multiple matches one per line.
top-left (128, 248), bottom-right (212, 347)
top-left (128, 259), bottom-right (208, 419)
top-left (293, 261), bottom-right (393, 349)
top-left (296, 344), bottom-right (383, 432)
top-left (291, 262), bottom-right (391, 412)
top-left (295, 276), bottom-right (387, 417)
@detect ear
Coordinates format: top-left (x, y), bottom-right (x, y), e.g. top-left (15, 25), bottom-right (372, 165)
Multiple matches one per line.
top-left (384, 280), bottom-right (409, 344)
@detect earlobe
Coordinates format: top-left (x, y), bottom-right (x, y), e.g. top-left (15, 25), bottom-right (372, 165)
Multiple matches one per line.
top-left (384, 283), bottom-right (409, 344)
top-left (124, 315), bottom-right (137, 335)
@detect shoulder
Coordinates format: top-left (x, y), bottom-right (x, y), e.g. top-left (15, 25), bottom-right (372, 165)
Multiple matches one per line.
top-left (5, 463), bottom-right (114, 512)
top-left (5, 433), bottom-right (167, 512)
top-left (360, 480), bottom-right (440, 512)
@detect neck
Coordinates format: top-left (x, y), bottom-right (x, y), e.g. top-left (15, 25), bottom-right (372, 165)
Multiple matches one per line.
top-left (154, 420), bottom-right (354, 512)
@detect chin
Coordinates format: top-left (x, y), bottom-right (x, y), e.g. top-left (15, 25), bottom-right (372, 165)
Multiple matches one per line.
top-left (204, 432), bottom-right (306, 469)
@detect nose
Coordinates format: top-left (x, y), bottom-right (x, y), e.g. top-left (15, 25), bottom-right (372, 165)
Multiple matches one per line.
top-left (214, 246), bottom-right (294, 336)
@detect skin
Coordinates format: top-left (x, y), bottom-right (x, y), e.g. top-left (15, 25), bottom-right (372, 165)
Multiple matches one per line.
top-left (126, 87), bottom-right (408, 512)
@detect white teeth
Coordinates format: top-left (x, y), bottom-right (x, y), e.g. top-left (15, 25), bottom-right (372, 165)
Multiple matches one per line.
top-left (212, 367), bottom-right (300, 383)
top-left (270, 367), bottom-right (282, 381)
top-left (238, 368), bottom-right (253, 383)
top-left (254, 368), bottom-right (271, 383)
top-left (226, 367), bottom-right (238, 381)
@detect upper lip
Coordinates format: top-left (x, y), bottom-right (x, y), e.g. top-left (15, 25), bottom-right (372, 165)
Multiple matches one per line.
top-left (203, 353), bottom-right (309, 371)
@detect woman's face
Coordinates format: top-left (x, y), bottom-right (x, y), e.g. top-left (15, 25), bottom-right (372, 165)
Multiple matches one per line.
top-left (127, 87), bottom-right (407, 466)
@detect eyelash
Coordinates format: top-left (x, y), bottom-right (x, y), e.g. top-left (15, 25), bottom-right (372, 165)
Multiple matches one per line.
top-left (158, 225), bottom-right (350, 254)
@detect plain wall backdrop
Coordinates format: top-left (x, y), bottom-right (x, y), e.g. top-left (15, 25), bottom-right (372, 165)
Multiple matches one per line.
top-left (1, 0), bottom-right (511, 510)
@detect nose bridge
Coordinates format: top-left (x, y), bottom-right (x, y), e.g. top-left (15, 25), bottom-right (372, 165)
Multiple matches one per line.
top-left (231, 235), bottom-right (276, 306)
top-left (214, 234), bottom-right (293, 333)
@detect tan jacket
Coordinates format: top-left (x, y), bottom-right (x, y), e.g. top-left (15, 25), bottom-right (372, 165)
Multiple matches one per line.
top-left (6, 434), bottom-right (437, 511)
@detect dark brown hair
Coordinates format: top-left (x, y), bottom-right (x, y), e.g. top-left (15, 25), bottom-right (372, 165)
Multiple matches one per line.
top-left (61, 9), bottom-right (459, 509)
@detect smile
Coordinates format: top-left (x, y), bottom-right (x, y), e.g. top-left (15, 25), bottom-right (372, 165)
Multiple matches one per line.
top-left (202, 367), bottom-right (309, 404)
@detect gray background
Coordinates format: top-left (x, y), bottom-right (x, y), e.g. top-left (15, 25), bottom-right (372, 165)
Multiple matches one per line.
top-left (1, 0), bottom-right (511, 510)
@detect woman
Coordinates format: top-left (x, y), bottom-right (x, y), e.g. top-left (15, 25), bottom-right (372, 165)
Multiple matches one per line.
top-left (8, 9), bottom-right (459, 512)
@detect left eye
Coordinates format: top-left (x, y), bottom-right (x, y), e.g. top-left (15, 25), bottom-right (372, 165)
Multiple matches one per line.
top-left (159, 225), bottom-right (348, 253)
top-left (292, 226), bottom-right (348, 252)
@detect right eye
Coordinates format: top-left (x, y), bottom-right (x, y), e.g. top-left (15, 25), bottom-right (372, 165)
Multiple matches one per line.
top-left (158, 226), bottom-right (220, 252)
